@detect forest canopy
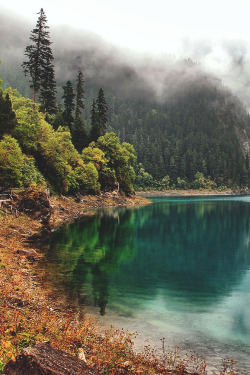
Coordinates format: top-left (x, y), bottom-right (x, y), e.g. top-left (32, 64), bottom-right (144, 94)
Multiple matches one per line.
top-left (0, 8), bottom-right (249, 192)
top-left (0, 81), bottom-right (136, 194)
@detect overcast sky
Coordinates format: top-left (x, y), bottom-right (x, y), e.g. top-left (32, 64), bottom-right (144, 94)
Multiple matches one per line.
top-left (2, 0), bottom-right (250, 105)
top-left (2, 0), bottom-right (250, 55)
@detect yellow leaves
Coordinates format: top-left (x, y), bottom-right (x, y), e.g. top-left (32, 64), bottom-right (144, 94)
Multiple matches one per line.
top-left (2, 340), bottom-right (12, 349)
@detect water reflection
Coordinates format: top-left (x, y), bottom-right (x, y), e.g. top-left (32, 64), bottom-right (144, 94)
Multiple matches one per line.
top-left (47, 208), bottom-right (137, 315)
top-left (47, 198), bottom-right (250, 318)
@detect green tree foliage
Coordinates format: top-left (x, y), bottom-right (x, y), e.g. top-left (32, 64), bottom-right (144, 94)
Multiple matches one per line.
top-left (36, 122), bottom-right (99, 194)
top-left (134, 164), bottom-right (154, 189)
top-left (0, 92), bottom-right (17, 139)
top-left (0, 135), bottom-right (24, 187)
top-left (71, 70), bottom-right (88, 151)
top-left (39, 52), bottom-right (57, 114)
top-left (22, 8), bottom-right (56, 106)
top-left (90, 89), bottom-right (108, 142)
top-left (96, 132), bottom-right (136, 194)
top-left (96, 88), bottom-right (108, 131)
top-left (75, 70), bottom-right (85, 119)
top-left (82, 142), bottom-right (106, 171)
top-left (0, 135), bottom-right (46, 189)
top-left (5, 88), bottom-right (41, 153)
top-left (72, 116), bottom-right (88, 152)
top-left (51, 107), bottom-right (64, 130)
top-left (109, 84), bottom-right (249, 189)
top-left (21, 155), bottom-right (45, 187)
top-left (2, 87), bottom-right (99, 194)
top-left (89, 99), bottom-right (99, 142)
top-left (62, 80), bottom-right (75, 130)
top-left (191, 172), bottom-right (217, 189)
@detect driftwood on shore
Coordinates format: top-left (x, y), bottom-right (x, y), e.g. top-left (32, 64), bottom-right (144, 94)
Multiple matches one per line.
top-left (4, 341), bottom-right (97, 375)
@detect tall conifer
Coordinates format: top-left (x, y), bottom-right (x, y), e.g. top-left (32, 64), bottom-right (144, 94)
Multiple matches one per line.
top-left (90, 99), bottom-right (99, 142)
top-left (22, 8), bottom-right (57, 110)
top-left (39, 54), bottom-right (57, 114)
top-left (89, 89), bottom-right (108, 142)
top-left (62, 80), bottom-right (75, 130)
top-left (75, 70), bottom-right (85, 119)
top-left (96, 88), bottom-right (108, 135)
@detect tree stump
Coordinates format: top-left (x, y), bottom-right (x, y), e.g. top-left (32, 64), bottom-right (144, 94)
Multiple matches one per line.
top-left (4, 341), bottom-right (97, 375)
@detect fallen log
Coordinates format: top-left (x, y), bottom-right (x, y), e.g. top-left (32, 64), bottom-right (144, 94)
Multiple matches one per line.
top-left (4, 341), bottom-right (97, 375)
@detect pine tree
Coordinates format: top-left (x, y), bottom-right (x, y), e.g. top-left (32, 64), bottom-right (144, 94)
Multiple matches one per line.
top-left (89, 89), bottom-right (108, 142)
top-left (96, 88), bottom-right (108, 135)
top-left (22, 8), bottom-right (56, 105)
top-left (75, 70), bottom-right (85, 119)
top-left (71, 70), bottom-right (87, 150)
top-left (89, 99), bottom-right (100, 142)
top-left (72, 117), bottom-right (88, 152)
top-left (0, 93), bottom-right (17, 139)
top-left (39, 54), bottom-right (57, 114)
top-left (62, 81), bottom-right (75, 130)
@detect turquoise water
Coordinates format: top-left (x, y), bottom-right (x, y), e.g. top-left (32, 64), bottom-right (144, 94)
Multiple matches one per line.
top-left (47, 196), bottom-right (250, 374)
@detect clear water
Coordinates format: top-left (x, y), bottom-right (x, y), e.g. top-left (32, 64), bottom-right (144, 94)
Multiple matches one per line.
top-left (46, 195), bottom-right (250, 374)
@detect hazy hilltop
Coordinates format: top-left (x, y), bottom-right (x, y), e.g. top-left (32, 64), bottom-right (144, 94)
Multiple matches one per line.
top-left (0, 9), bottom-right (249, 189)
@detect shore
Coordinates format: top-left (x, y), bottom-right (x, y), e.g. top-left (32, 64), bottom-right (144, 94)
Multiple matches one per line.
top-left (0, 190), bottom-right (236, 374)
top-left (136, 188), bottom-right (241, 197)
top-left (1, 192), bottom-right (166, 374)
top-left (48, 193), bottom-right (150, 230)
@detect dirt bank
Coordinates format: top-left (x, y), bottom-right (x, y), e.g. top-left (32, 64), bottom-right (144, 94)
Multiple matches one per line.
top-left (136, 189), bottom-right (237, 197)
top-left (49, 193), bottom-right (150, 230)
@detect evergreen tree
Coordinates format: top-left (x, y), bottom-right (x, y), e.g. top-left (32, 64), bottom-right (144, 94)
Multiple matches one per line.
top-left (62, 80), bottom-right (75, 130)
top-left (71, 70), bottom-right (87, 150)
top-left (52, 107), bottom-right (64, 130)
top-left (72, 117), bottom-right (88, 152)
top-left (90, 99), bottom-right (99, 142)
top-left (96, 88), bottom-right (108, 135)
top-left (0, 93), bottom-right (17, 139)
top-left (75, 70), bottom-right (85, 119)
top-left (22, 8), bottom-right (55, 104)
top-left (39, 54), bottom-right (57, 114)
top-left (89, 89), bottom-right (108, 142)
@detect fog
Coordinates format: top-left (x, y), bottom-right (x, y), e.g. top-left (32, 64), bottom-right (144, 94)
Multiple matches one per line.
top-left (1, 8), bottom-right (250, 108)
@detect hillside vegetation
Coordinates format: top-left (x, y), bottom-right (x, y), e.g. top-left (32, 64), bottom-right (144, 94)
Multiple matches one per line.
top-left (0, 7), bottom-right (249, 192)
top-left (0, 78), bottom-right (136, 195)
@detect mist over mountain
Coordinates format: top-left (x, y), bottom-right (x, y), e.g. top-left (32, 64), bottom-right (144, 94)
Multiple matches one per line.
top-left (0, 12), bottom-right (209, 102)
top-left (1, 8), bottom-right (250, 108)
top-left (0, 8), bottom-right (249, 189)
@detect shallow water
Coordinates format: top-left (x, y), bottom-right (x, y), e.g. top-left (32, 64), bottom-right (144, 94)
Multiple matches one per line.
top-left (47, 195), bottom-right (250, 374)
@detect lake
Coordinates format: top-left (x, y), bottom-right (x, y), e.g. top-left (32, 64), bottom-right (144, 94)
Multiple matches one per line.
top-left (46, 195), bottom-right (250, 374)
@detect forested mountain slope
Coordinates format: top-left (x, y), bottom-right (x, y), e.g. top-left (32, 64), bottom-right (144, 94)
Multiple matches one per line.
top-left (107, 82), bottom-right (250, 188)
top-left (1, 11), bottom-right (249, 190)
top-left (2, 61), bottom-right (249, 189)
